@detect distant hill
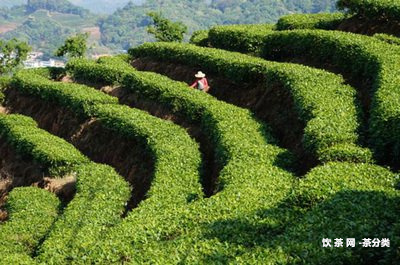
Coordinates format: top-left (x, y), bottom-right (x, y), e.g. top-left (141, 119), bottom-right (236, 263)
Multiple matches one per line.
top-left (0, 2), bottom-right (103, 58)
top-left (0, 0), bottom-right (144, 14)
top-left (0, 0), bottom-right (25, 8)
top-left (69, 0), bottom-right (144, 14)
top-left (0, 0), bottom-right (337, 57)
top-left (1, 14), bottom-right (73, 57)
top-left (27, 0), bottom-right (89, 17)
top-left (99, 0), bottom-right (337, 50)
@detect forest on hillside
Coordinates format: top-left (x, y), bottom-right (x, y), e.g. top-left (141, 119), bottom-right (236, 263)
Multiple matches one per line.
top-left (99, 0), bottom-right (337, 49)
top-left (0, 0), bottom-right (337, 56)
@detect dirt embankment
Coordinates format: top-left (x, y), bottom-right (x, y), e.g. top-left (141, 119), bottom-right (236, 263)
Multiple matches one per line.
top-left (0, 139), bottom-right (45, 222)
top-left (131, 58), bottom-right (309, 173)
top-left (0, 136), bottom-right (75, 222)
top-left (338, 15), bottom-right (400, 37)
top-left (4, 88), bottom-right (154, 211)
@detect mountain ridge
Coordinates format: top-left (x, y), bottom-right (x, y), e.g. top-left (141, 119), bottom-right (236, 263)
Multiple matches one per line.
top-left (0, 0), bottom-right (337, 57)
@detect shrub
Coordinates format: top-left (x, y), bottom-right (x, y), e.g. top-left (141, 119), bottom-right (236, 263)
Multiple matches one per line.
top-left (373, 33), bottom-right (400, 45)
top-left (10, 69), bottom-right (203, 208)
top-left (208, 24), bottom-right (274, 53)
top-left (260, 29), bottom-right (400, 167)
top-left (67, 55), bottom-right (398, 262)
top-left (0, 114), bottom-right (131, 264)
top-left (65, 55), bottom-right (296, 263)
top-left (10, 71), bottom-right (117, 116)
top-left (0, 76), bottom-right (10, 104)
top-left (189, 29), bottom-right (210, 46)
top-left (276, 13), bottom-right (346, 30)
top-left (0, 114), bottom-right (89, 173)
top-left (0, 187), bottom-right (59, 260)
top-left (36, 163), bottom-right (131, 264)
top-left (128, 42), bottom-right (371, 164)
top-left (272, 162), bottom-right (400, 264)
top-left (337, 0), bottom-right (400, 22)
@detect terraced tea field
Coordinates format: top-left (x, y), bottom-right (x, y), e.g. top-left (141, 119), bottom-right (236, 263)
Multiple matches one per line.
top-left (0, 0), bottom-right (400, 263)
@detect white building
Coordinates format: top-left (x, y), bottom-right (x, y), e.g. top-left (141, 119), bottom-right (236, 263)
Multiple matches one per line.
top-left (23, 58), bottom-right (65, 68)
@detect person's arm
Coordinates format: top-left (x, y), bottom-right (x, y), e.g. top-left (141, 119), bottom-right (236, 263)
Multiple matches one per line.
top-left (190, 80), bottom-right (197, 88)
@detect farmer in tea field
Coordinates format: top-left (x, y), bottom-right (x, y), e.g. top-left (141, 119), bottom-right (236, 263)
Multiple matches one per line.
top-left (190, 71), bottom-right (210, 92)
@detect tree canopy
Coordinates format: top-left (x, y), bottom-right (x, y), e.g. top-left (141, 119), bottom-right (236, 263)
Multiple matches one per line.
top-left (147, 12), bottom-right (187, 42)
top-left (99, 0), bottom-right (337, 50)
top-left (55, 33), bottom-right (89, 58)
top-left (0, 39), bottom-right (31, 74)
top-left (27, 0), bottom-right (89, 17)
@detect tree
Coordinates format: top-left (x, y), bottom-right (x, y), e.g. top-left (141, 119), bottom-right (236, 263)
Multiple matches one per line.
top-left (55, 33), bottom-right (89, 58)
top-left (147, 12), bottom-right (187, 42)
top-left (0, 38), bottom-right (31, 75)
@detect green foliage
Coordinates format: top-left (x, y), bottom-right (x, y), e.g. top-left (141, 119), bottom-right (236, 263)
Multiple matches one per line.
top-left (3, 23), bottom-right (400, 262)
top-left (129, 42), bottom-right (371, 163)
top-left (66, 56), bottom-right (398, 262)
top-left (275, 162), bottom-right (400, 264)
top-left (260, 29), bottom-right (400, 167)
top-left (98, 0), bottom-right (337, 50)
top-left (207, 24), bottom-right (274, 53)
top-left (27, 0), bottom-right (89, 17)
top-left (65, 54), bottom-right (295, 264)
top-left (337, 0), bottom-right (400, 22)
top-left (11, 69), bottom-right (117, 115)
top-left (276, 13), bottom-right (347, 30)
top-left (0, 76), bottom-right (11, 104)
top-left (0, 114), bottom-right (89, 173)
top-left (0, 187), bottom-right (59, 260)
top-left (1, 15), bottom-right (73, 59)
top-left (9, 65), bottom-right (205, 264)
top-left (373, 33), bottom-right (400, 45)
top-left (55, 32), bottom-right (89, 58)
top-left (36, 163), bottom-right (131, 264)
top-left (11, 70), bottom-right (203, 207)
top-left (0, 38), bottom-right (30, 75)
top-left (147, 12), bottom-right (187, 42)
top-left (189, 29), bottom-right (209, 46)
top-left (0, 114), bottom-right (132, 264)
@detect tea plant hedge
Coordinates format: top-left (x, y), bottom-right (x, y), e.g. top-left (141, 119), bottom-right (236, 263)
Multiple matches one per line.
top-left (373, 33), bottom-right (400, 45)
top-left (260, 29), bottom-right (400, 166)
top-left (264, 162), bottom-right (400, 264)
top-left (189, 29), bottom-right (210, 46)
top-left (7, 70), bottom-right (204, 264)
top-left (10, 69), bottom-right (203, 209)
top-left (62, 55), bottom-right (297, 263)
top-left (67, 56), bottom-right (297, 200)
top-left (0, 114), bottom-right (89, 174)
top-left (276, 13), bottom-right (346, 30)
top-left (0, 187), bottom-right (59, 264)
top-left (2, 1), bottom-right (399, 261)
top-left (35, 163), bottom-right (131, 264)
top-left (0, 114), bottom-right (129, 264)
top-left (208, 24), bottom-right (274, 53)
top-left (10, 71), bottom-right (118, 116)
top-left (337, 0), bottom-right (400, 22)
top-left (128, 42), bottom-right (371, 164)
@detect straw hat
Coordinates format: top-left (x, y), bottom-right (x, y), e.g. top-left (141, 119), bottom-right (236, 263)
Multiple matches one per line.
top-left (195, 71), bottom-right (206, 78)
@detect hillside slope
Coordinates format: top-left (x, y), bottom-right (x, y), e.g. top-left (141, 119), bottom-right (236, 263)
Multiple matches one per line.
top-left (99, 0), bottom-right (337, 50)
top-left (0, 0), bottom-right (337, 56)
